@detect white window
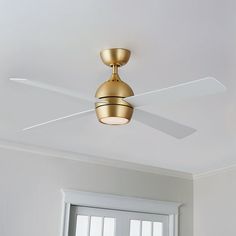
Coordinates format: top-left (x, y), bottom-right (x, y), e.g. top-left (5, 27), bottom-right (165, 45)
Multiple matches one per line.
top-left (61, 190), bottom-right (181, 236)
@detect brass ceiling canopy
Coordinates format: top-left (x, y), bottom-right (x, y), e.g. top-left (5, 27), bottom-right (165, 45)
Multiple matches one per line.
top-left (95, 48), bottom-right (134, 125)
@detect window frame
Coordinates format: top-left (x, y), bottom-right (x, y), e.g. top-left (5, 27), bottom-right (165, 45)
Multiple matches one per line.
top-left (61, 189), bottom-right (182, 236)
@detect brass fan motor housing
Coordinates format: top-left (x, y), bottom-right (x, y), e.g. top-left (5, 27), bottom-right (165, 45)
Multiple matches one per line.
top-left (95, 73), bottom-right (134, 98)
top-left (95, 48), bottom-right (134, 125)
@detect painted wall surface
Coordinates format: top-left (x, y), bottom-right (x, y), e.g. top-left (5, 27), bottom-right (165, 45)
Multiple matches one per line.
top-left (0, 148), bottom-right (193, 236)
top-left (194, 169), bottom-right (236, 236)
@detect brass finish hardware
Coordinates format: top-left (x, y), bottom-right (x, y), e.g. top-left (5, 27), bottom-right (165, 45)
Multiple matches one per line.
top-left (96, 105), bottom-right (133, 125)
top-left (95, 73), bottom-right (134, 98)
top-left (100, 48), bottom-right (131, 67)
top-left (95, 48), bottom-right (134, 125)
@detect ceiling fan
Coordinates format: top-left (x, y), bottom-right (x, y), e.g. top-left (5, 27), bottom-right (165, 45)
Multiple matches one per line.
top-left (10, 48), bottom-right (226, 139)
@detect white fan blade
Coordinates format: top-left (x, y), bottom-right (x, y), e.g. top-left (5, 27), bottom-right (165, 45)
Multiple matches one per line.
top-left (23, 109), bottom-right (94, 131)
top-left (133, 109), bottom-right (196, 139)
top-left (9, 78), bottom-right (104, 104)
top-left (124, 77), bottom-right (226, 108)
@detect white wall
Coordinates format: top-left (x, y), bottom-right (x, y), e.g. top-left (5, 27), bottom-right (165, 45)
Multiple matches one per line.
top-left (194, 168), bottom-right (236, 236)
top-left (0, 148), bottom-right (193, 236)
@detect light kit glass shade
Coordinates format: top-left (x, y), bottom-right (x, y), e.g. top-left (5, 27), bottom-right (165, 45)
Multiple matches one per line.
top-left (100, 117), bottom-right (129, 125)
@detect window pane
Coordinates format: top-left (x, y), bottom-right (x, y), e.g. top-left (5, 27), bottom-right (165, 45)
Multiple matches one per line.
top-left (153, 222), bottom-right (163, 236)
top-left (142, 221), bottom-right (152, 236)
top-left (76, 215), bottom-right (89, 236)
top-left (90, 217), bottom-right (103, 236)
top-left (130, 220), bottom-right (141, 236)
top-left (104, 217), bottom-right (115, 236)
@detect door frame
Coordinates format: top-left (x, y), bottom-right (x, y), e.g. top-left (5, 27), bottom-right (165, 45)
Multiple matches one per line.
top-left (60, 189), bottom-right (182, 236)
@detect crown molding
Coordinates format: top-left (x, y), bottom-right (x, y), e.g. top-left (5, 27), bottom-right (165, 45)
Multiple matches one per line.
top-left (193, 164), bottom-right (236, 180)
top-left (0, 138), bottom-right (193, 180)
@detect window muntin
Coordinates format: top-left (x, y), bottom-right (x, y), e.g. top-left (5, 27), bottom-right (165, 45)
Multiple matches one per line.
top-left (130, 220), bottom-right (163, 236)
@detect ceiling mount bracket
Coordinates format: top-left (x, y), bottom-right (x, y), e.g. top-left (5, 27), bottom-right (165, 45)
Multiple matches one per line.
top-left (100, 48), bottom-right (131, 67)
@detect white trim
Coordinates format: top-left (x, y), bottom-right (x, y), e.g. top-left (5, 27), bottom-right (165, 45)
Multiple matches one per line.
top-left (61, 202), bottom-right (71, 236)
top-left (168, 215), bottom-right (178, 236)
top-left (174, 214), bottom-right (179, 236)
top-left (193, 164), bottom-right (236, 180)
top-left (0, 138), bottom-right (192, 180)
top-left (62, 189), bottom-right (181, 214)
top-left (61, 189), bottom-right (181, 236)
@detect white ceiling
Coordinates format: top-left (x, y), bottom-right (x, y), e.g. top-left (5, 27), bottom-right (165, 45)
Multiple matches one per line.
top-left (1, 0), bottom-right (236, 175)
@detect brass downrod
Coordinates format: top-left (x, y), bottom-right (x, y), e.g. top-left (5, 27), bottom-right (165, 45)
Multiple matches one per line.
top-left (112, 65), bottom-right (119, 74)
